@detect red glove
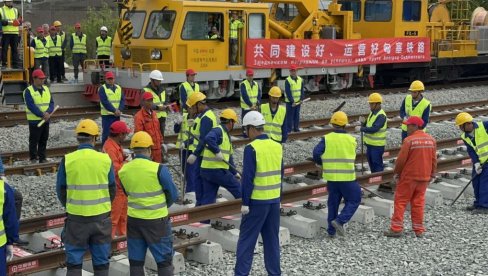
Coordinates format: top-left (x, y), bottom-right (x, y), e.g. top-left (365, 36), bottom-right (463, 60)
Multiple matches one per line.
top-left (12, 19), bottom-right (20, 27)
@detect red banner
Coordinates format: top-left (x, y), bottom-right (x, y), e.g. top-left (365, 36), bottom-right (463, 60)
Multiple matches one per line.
top-left (246, 38), bottom-right (431, 68)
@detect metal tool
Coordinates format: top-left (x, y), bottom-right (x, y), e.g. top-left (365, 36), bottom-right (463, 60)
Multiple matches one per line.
top-left (451, 174), bottom-right (478, 207)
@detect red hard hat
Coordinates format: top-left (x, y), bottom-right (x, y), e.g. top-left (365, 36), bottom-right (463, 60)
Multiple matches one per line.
top-left (36, 27), bottom-right (43, 33)
top-left (246, 69), bottom-right (254, 76)
top-left (403, 116), bottom-right (424, 127)
top-left (110, 121), bottom-right (131, 134)
top-left (74, 23), bottom-right (81, 28)
top-left (290, 65), bottom-right (299, 71)
top-left (186, 69), bottom-right (196, 76)
top-left (105, 71), bottom-right (114, 79)
top-left (142, 92), bottom-right (154, 100)
top-left (32, 69), bottom-right (46, 79)
top-left (49, 26), bottom-right (56, 31)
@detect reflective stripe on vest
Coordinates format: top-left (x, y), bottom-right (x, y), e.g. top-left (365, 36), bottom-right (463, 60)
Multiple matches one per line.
top-left (23, 85), bottom-right (51, 121)
top-left (176, 113), bottom-right (189, 148)
top-left (0, 6), bottom-right (18, 34)
top-left (119, 158), bottom-right (168, 219)
top-left (201, 125), bottom-right (233, 169)
top-left (261, 103), bottom-right (286, 142)
top-left (34, 38), bottom-right (48, 58)
top-left (96, 36), bottom-right (112, 56)
top-left (144, 86), bottom-right (167, 118)
top-left (321, 132), bottom-right (357, 181)
top-left (100, 84), bottom-right (122, 115)
top-left (48, 35), bottom-right (62, 57)
top-left (285, 76), bottom-right (302, 103)
top-left (462, 122), bottom-right (488, 164)
top-left (250, 138), bottom-right (282, 200)
top-left (0, 180), bottom-right (6, 247)
top-left (72, 33), bottom-right (87, 54)
top-left (401, 95), bottom-right (431, 131)
top-left (230, 20), bottom-right (243, 39)
top-left (189, 109), bottom-right (218, 152)
top-left (180, 82), bottom-right (199, 107)
top-left (240, 80), bottom-right (259, 109)
top-left (65, 149), bottom-right (112, 216)
top-left (364, 109), bottom-right (387, 146)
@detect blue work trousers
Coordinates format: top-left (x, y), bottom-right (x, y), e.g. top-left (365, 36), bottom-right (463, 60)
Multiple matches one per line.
top-left (285, 102), bottom-right (300, 132)
top-left (127, 219), bottom-right (173, 263)
top-left (200, 168), bottom-right (242, 206)
top-left (187, 156), bottom-right (203, 206)
top-left (0, 245), bottom-right (6, 276)
top-left (366, 145), bottom-right (385, 173)
top-left (241, 109), bottom-right (251, 137)
top-left (101, 115), bottom-right (119, 146)
top-left (472, 166), bottom-right (488, 208)
top-left (235, 203), bottom-right (281, 276)
top-left (326, 181), bottom-right (362, 236)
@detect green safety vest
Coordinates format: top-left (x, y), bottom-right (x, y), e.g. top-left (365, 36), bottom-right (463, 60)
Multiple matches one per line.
top-left (34, 38), bottom-right (48, 59)
top-left (144, 86), bottom-right (167, 118)
top-left (59, 32), bottom-right (66, 46)
top-left (240, 80), bottom-right (259, 109)
top-left (401, 95), bottom-right (431, 131)
top-left (189, 109), bottom-right (217, 152)
top-left (100, 84), bottom-right (122, 116)
top-left (179, 81), bottom-right (200, 108)
top-left (23, 85), bottom-right (51, 121)
top-left (201, 125), bottom-right (233, 169)
top-left (321, 132), bottom-right (357, 181)
top-left (209, 34), bottom-right (219, 39)
top-left (0, 180), bottom-right (6, 247)
top-left (249, 138), bottom-right (282, 200)
top-left (230, 19), bottom-right (243, 39)
top-left (364, 109), bottom-right (387, 147)
top-left (285, 76), bottom-right (302, 103)
top-left (72, 33), bottom-right (87, 54)
top-left (96, 36), bottom-right (112, 56)
top-left (176, 113), bottom-right (189, 149)
top-left (47, 35), bottom-right (62, 57)
top-left (65, 149), bottom-right (112, 216)
top-left (119, 158), bottom-right (168, 219)
top-left (0, 6), bottom-right (18, 34)
top-left (462, 122), bottom-right (488, 164)
top-left (261, 103), bottom-right (286, 143)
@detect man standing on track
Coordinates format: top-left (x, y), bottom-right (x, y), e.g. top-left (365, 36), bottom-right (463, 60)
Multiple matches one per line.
top-left (99, 71), bottom-right (124, 146)
top-left (261, 86), bottom-right (287, 143)
top-left (134, 92), bottom-right (163, 163)
top-left (47, 25), bottom-right (63, 83)
top-left (143, 70), bottom-right (169, 139)
top-left (285, 65), bottom-right (304, 133)
top-left (240, 69), bottom-right (261, 121)
top-left (400, 80), bottom-right (431, 141)
top-left (70, 23), bottom-right (86, 83)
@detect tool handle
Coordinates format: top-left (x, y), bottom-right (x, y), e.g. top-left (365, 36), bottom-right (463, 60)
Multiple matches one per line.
top-left (37, 105), bottom-right (59, 127)
top-left (120, 113), bottom-right (133, 118)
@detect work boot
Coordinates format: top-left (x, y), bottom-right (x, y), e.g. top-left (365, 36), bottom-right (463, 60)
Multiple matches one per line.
top-left (383, 229), bottom-right (403, 238)
top-left (62, 76), bottom-right (68, 81)
top-left (465, 205), bottom-right (477, 211)
top-left (331, 220), bottom-right (345, 236)
top-left (472, 208), bottom-right (488, 214)
top-left (39, 159), bottom-right (48, 164)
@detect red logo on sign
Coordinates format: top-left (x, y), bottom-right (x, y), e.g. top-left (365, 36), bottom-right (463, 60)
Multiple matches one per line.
top-left (382, 152), bottom-right (390, 157)
top-left (312, 187), bottom-right (327, 195)
top-left (170, 214), bottom-right (189, 223)
top-left (116, 241), bottom-right (127, 250)
top-left (461, 159), bottom-right (472, 165)
top-left (46, 217), bottom-right (65, 227)
top-left (284, 167), bottom-right (294, 175)
top-left (9, 260), bottom-right (39, 274)
top-left (456, 140), bottom-right (464, 145)
top-left (368, 176), bottom-right (382, 183)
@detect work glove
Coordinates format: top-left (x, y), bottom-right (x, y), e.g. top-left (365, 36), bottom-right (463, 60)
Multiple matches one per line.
top-left (6, 245), bottom-right (13, 261)
top-left (187, 119), bottom-right (195, 127)
top-left (393, 174), bottom-right (400, 184)
top-left (187, 154), bottom-right (197, 165)
top-left (354, 126), bottom-right (362, 132)
top-left (358, 116), bottom-right (366, 123)
top-left (215, 152), bottom-right (224, 161)
top-left (475, 163), bottom-right (483, 175)
top-left (292, 101), bottom-right (301, 107)
top-left (235, 172), bottom-right (241, 180)
top-left (1, 175), bottom-right (8, 182)
top-left (241, 205), bottom-right (249, 215)
top-left (12, 19), bottom-right (20, 27)
top-left (161, 144), bottom-right (168, 154)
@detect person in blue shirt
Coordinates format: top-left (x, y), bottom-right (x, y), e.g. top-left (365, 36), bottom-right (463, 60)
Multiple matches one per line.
top-left (99, 71), bottom-right (125, 146)
top-left (239, 69), bottom-right (261, 134)
top-left (30, 27), bottom-right (49, 81)
top-left (284, 65), bottom-right (304, 133)
top-left (0, 177), bottom-right (20, 270)
top-left (400, 80), bottom-right (431, 141)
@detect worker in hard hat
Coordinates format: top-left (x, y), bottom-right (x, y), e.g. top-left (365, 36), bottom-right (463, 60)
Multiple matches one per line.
top-left (99, 71), bottom-right (125, 146)
top-left (285, 65), bottom-right (304, 133)
top-left (235, 111), bottom-right (282, 276)
top-left (179, 69), bottom-right (199, 111)
top-left (96, 26), bottom-right (112, 68)
top-left (356, 93), bottom-right (387, 173)
top-left (53, 20), bottom-right (68, 81)
top-left (0, 0), bottom-right (22, 69)
top-left (31, 27), bottom-right (49, 81)
top-left (134, 92), bottom-right (163, 163)
top-left (119, 131), bottom-right (178, 275)
top-left (261, 86), bottom-right (287, 143)
top-left (455, 112), bottom-right (488, 214)
top-left (312, 111), bottom-right (361, 237)
top-left (200, 109), bottom-right (242, 208)
top-left (400, 80), bottom-right (431, 141)
top-left (47, 25), bottom-right (63, 83)
top-left (56, 119), bottom-right (115, 275)
top-left (186, 92), bottom-right (218, 206)
top-left (240, 69), bottom-right (261, 124)
top-left (143, 70), bottom-right (169, 138)
top-left (70, 22), bottom-right (86, 83)
top-left (385, 116), bottom-right (437, 238)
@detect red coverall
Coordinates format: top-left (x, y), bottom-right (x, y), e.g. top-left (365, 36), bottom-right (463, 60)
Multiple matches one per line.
top-left (391, 130), bottom-right (437, 235)
top-left (103, 137), bottom-right (128, 237)
top-left (134, 107), bottom-right (163, 163)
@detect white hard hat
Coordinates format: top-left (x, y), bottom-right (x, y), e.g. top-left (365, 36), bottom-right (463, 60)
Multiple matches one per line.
top-left (149, 70), bottom-right (164, 81)
top-left (242, 111), bottom-right (265, 127)
top-left (100, 26), bottom-right (108, 32)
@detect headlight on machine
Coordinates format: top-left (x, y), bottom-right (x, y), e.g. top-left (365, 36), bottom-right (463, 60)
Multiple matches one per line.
top-left (121, 47), bottom-right (131, 60)
top-left (151, 49), bottom-right (162, 60)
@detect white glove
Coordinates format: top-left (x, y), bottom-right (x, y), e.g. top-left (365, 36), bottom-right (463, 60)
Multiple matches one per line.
top-left (161, 144), bottom-right (168, 154)
top-left (187, 119), bottom-right (195, 127)
top-left (354, 126), bottom-right (362, 132)
top-left (215, 152), bottom-right (224, 161)
top-left (1, 175), bottom-right (6, 182)
top-left (235, 172), bottom-right (241, 180)
top-left (429, 177), bottom-right (436, 185)
top-left (393, 174), bottom-right (400, 184)
top-left (475, 163), bottom-right (483, 175)
top-left (241, 205), bottom-right (249, 215)
top-left (175, 114), bottom-right (183, 124)
top-left (187, 154), bottom-right (197, 165)
top-left (358, 116), bottom-right (365, 123)
top-left (6, 245), bottom-right (13, 261)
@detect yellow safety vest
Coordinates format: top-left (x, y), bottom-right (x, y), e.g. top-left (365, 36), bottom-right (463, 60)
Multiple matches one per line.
top-left (47, 35), bottom-right (62, 57)
top-left (364, 109), bottom-right (387, 147)
top-left (321, 132), bottom-right (357, 181)
top-left (65, 149), bottom-right (112, 216)
top-left (201, 125), bottom-right (233, 169)
top-left (209, 34), bottom-right (219, 39)
top-left (249, 138), bottom-right (282, 200)
top-left (59, 32), bottom-right (66, 46)
top-left (0, 180), bottom-right (6, 247)
top-left (401, 95), bottom-right (431, 131)
top-left (189, 109), bottom-right (218, 152)
top-left (240, 80), bottom-right (259, 109)
top-left (230, 19), bottom-right (244, 39)
top-left (96, 36), bottom-right (112, 56)
top-left (179, 81), bottom-right (200, 108)
top-left (0, 6), bottom-right (18, 34)
top-left (100, 84), bottom-right (122, 116)
top-left (285, 76), bottom-right (303, 103)
top-left (261, 103), bottom-right (286, 142)
top-left (34, 38), bottom-right (48, 59)
top-left (462, 122), bottom-right (488, 164)
top-left (119, 158), bottom-right (168, 219)
top-left (72, 33), bottom-right (87, 54)
top-left (144, 86), bottom-right (167, 118)
top-left (23, 85), bottom-right (51, 121)
top-left (176, 113), bottom-right (189, 149)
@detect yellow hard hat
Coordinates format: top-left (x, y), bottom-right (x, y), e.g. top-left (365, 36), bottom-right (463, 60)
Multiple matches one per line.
top-left (409, 80), bottom-right (425, 92)
top-left (53, 21), bottom-right (62, 27)
top-left (455, 112), bottom-right (473, 126)
top-left (368, 92), bottom-right (382, 103)
top-left (268, 86), bottom-right (282, 98)
top-left (186, 92), bottom-right (206, 107)
top-left (330, 111), bottom-right (348, 126)
top-left (130, 131), bottom-right (154, 148)
top-left (220, 108), bottom-right (238, 122)
top-left (75, 119), bottom-right (99, 136)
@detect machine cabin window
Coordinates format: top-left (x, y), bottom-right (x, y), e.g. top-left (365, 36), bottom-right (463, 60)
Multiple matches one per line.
top-left (249, 14), bottom-right (265, 39)
top-left (274, 3), bottom-right (298, 21)
top-left (145, 11), bottom-right (176, 39)
top-left (365, 0), bottom-right (392, 22)
top-left (403, 0), bottom-right (421, 21)
top-left (182, 12), bottom-right (224, 40)
top-left (338, 0), bottom-right (361, 22)
top-left (123, 11), bottom-right (146, 38)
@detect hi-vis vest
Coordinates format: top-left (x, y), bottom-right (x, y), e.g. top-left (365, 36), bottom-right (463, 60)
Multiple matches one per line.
top-left (96, 36), bottom-right (112, 56)
top-left (72, 33), bottom-right (87, 54)
top-left (0, 180), bottom-right (6, 247)
top-left (240, 80), bottom-right (259, 109)
top-left (65, 149), bottom-right (112, 216)
top-left (462, 122), bottom-right (488, 164)
top-left (0, 6), bottom-right (18, 34)
top-left (401, 95), bottom-right (431, 131)
top-left (34, 38), bottom-right (48, 59)
top-left (100, 84), bottom-right (122, 116)
top-left (249, 138), bottom-right (282, 200)
top-left (285, 76), bottom-right (302, 103)
top-left (230, 19), bottom-right (243, 39)
top-left (261, 103), bottom-right (286, 142)
top-left (47, 35), bottom-right (62, 57)
top-left (59, 31), bottom-right (66, 46)
top-left (119, 158), bottom-right (168, 219)
top-left (189, 109), bottom-right (217, 152)
top-left (364, 109), bottom-right (387, 147)
top-left (321, 132), bottom-right (357, 181)
top-left (201, 125), bottom-right (233, 169)
top-left (144, 86), bottom-right (167, 118)
top-left (180, 81), bottom-right (199, 108)
top-left (23, 85), bottom-right (51, 121)
top-left (176, 113), bottom-right (189, 149)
